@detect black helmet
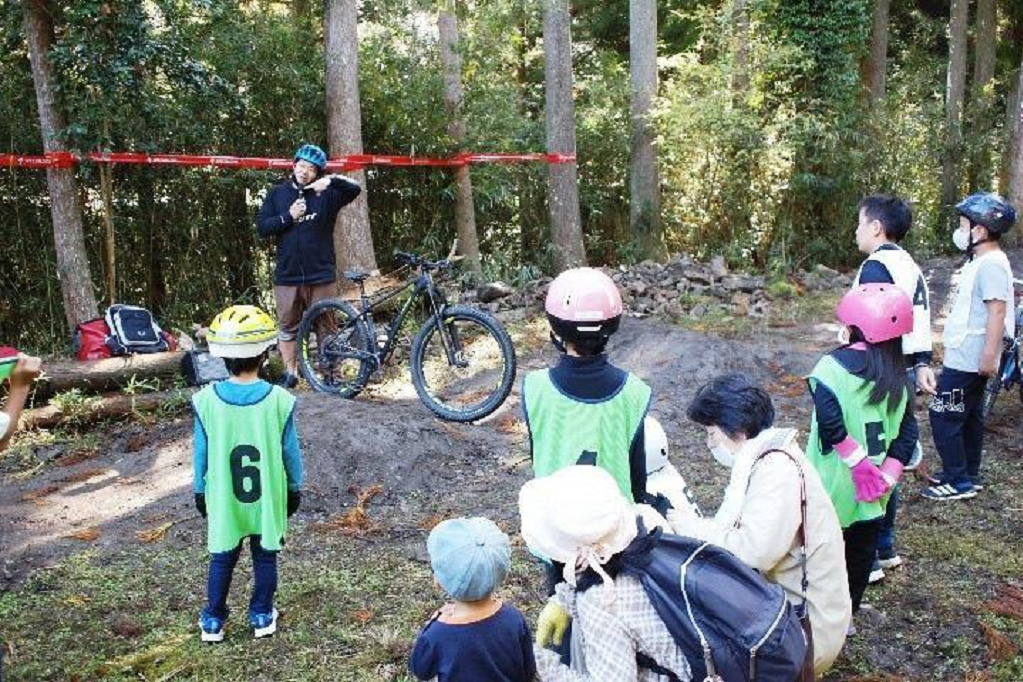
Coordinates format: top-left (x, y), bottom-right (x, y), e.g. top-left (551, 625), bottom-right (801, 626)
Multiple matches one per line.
top-left (955, 193), bottom-right (1017, 235)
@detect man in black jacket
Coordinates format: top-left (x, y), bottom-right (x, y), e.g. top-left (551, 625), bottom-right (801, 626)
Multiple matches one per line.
top-left (256, 144), bottom-right (361, 387)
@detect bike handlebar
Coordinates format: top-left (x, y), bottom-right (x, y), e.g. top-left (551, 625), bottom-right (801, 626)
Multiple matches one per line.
top-left (395, 251), bottom-right (454, 272)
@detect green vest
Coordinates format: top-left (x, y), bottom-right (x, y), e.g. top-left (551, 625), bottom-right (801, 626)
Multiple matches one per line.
top-left (524, 369), bottom-right (651, 501)
top-left (193, 383), bottom-right (296, 553)
top-left (805, 355), bottom-right (907, 528)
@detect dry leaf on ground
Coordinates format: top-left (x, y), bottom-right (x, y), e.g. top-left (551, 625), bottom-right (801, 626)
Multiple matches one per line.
top-left (136, 522), bottom-right (174, 543)
top-left (65, 527), bottom-right (101, 541)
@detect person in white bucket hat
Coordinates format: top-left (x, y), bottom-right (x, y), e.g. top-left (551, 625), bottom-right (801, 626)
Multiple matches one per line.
top-left (520, 466), bottom-right (691, 682)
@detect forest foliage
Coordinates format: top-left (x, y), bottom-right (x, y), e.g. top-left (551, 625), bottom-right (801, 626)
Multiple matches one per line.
top-left (1, 0), bottom-right (1021, 350)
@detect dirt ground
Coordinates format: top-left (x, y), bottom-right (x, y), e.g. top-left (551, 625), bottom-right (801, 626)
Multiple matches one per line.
top-left (1, 252), bottom-right (1021, 681)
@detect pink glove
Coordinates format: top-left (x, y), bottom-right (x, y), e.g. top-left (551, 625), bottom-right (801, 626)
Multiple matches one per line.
top-left (834, 438), bottom-right (888, 502)
top-left (849, 459), bottom-right (888, 502)
top-left (879, 458), bottom-right (904, 489)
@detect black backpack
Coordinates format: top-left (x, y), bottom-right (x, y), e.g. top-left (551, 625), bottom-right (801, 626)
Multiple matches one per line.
top-left (609, 518), bottom-right (808, 682)
top-left (105, 304), bottom-right (168, 355)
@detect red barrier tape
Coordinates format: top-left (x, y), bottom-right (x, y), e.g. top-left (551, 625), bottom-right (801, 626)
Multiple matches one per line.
top-left (0, 151), bottom-right (575, 170)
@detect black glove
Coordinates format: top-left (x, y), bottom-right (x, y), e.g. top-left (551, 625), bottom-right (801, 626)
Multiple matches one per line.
top-left (642, 491), bottom-right (674, 518)
top-left (194, 492), bottom-right (207, 518)
top-left (287, 490), bottom-right (301, 517)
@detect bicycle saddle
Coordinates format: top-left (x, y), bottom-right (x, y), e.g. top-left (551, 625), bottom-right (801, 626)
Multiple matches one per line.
top-left (343, 270), bottom-right (371, 283)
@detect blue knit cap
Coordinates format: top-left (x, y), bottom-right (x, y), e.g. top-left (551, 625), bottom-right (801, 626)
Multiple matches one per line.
top-left (427, 517), bottom-right (510, 601)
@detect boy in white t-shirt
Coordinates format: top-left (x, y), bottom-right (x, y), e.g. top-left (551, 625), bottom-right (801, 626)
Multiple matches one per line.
top-left (924, 193), bottom-right (1016, 501)
top-left (851, 195), bottom-right (932, 581)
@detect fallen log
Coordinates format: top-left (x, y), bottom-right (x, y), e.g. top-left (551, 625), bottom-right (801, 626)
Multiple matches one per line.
top-left (21, 387), bottom-right (196, 430)
top-left (32, 351), bottom-right (185, 401)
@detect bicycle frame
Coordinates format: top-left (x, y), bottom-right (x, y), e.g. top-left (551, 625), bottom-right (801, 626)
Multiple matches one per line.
top-left (344, 269), bottom-right (451, 370)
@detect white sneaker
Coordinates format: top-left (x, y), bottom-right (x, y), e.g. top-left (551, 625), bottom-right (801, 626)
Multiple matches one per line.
top-left (251, 608), bottom-right (278, 639)
top-left (904, 442), bottom-right (924, 471)
top-left (868, 566), bottom-right (885, 584)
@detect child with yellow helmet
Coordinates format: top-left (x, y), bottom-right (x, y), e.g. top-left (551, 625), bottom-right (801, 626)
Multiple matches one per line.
top-left (193, 305), bottom-right (303, 642)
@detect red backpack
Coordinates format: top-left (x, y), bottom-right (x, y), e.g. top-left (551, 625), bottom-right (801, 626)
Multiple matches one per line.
top-left (72, 318), bottom-right (113, 361)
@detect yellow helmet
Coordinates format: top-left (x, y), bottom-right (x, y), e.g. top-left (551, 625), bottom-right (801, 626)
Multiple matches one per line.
top-left (208, 305), bottom-right (277, 358)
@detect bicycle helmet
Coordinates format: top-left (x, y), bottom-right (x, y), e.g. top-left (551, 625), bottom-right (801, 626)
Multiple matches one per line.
top-left (955, 193), bottom-right (1017, 235)
top-left (294, 144), bottom-right (327, 171)
top-left (545, 267), bottom-right (623, 347)
top-left (208, 305), bottom-right (278, 358)
top-left (836, 283), bottom-right (913, 344)
top-left (643, 416), bottom-right (669, 475)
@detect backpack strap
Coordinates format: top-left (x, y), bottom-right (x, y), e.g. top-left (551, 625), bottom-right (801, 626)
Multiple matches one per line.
top-left (636, 651), bottom-right (684, 682)
top-left (744, 447), bottom-right (809, 609)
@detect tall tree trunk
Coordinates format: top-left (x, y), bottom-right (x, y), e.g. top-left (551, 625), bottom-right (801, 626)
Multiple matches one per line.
top-left (940, 0), bottom-right (970, 229)
top-left (439, 4), bottom-right (482, 281)
top-left (1006, 57), bottom-right (1023, 248)
top-left (864, 0), bottom-right (890, 105)
top-left (629, 0), bottom-right (662, 259)
top-left (968, 0), bottom-right (997, 190)
top-left (98, 163), bottom-right (115, 305)
top-left (325, 0), bottom-right (377, 272)
top-left (542, 0), bottom-right (586, 271)
top-left (973, 0), bottom-right (996, 95)
top-left (23, 0), bottom-right (98, 331)
top-left (732, 0), bottom-right (750, 98)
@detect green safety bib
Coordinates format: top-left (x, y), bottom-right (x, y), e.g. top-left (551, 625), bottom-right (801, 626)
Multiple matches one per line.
top-left (193, 383), bottom-right (296, 553)
top-left (805, 355), bottom-right (907, 528)
top-left (524, 369), bottom-right (651, 500)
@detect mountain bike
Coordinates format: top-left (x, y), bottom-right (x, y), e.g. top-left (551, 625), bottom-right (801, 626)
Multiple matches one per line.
top-left (297, 249), bottom-right (517, 422)
top-left (979, 278), bottom-right (1023, 420)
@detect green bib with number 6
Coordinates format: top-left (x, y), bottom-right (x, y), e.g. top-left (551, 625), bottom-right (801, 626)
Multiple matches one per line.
top-left (193, 384), bottom-right (296, 553)
top-left (805, 354), bottom-right (907, 528)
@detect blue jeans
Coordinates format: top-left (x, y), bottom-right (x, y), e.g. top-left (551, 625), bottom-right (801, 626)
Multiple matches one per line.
top-left (929, 367), bottom-right (987, 487)
top-left (876, 484), bottom-right (898, 553)
top-left (203, 535), bottom-right (278, 620)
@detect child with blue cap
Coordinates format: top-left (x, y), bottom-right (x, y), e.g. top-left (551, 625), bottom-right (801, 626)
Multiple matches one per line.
top-left (410, 517), bottom-right (536, 682)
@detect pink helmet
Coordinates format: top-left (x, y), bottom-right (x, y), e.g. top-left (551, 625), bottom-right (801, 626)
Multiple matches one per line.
top-left (836, 283), bottom-right (913, 344)
top-left (545, 267), bottom-right (623, 341)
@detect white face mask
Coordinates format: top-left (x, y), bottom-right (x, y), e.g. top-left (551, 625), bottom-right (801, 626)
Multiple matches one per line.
top-left (953, 228), bottom-right (971, 252)
top-left (711, 443), bottom-right (735, 468)
top-left (707, 425), bottom-right (738, 468)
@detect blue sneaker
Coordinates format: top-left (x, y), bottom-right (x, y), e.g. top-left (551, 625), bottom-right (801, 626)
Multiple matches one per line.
top-left (199, 613), bottom-right (226, 643)
top-left (927, 471), bottom-right (984, 491)
top-left (251, 608), bottom-right (278, 639)
top-left (922, 481), bottom-right (976, 501)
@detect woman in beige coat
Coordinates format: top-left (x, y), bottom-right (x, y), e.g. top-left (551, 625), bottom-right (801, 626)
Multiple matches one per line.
top-left (669, 374), bottom-right (852, 677)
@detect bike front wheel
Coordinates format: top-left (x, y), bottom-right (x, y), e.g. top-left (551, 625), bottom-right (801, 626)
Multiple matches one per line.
top-left (410, 305), bottom-right (516, 422)
top-left (297, 298), bottom-right (374, 398)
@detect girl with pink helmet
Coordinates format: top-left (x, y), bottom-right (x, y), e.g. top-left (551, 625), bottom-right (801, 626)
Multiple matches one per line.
top-left (803, 283), bottom-right (919, 625)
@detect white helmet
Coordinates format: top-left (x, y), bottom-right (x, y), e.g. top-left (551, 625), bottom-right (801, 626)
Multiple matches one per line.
top-left (644, 416), bottom-right (669, 475)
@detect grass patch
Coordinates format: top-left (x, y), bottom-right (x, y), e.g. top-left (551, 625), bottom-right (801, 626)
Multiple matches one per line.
top-left (0, 532), bottom-right (542, 681)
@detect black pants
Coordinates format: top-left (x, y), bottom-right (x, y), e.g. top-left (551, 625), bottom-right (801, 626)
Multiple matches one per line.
top-left (929, 367), bottom-right (987, 487)
top-left (844, 519), bottom-right (881, 613)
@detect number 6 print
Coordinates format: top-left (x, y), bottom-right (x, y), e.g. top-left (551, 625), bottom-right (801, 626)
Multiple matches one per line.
top-left (230, 445), bottom-right (262, 503)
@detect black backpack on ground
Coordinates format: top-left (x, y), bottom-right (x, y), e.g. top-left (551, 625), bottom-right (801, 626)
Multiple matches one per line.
top-left (105, 304), bottom-right (168, 355)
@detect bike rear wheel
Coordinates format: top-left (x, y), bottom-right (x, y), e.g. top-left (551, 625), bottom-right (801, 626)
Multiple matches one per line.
top-left (979, 374), bottom-right (1001, 420)
top-left (410, 305), bottom-right (516, 422)
top-left (297, 298), bottom-right (374, 398)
